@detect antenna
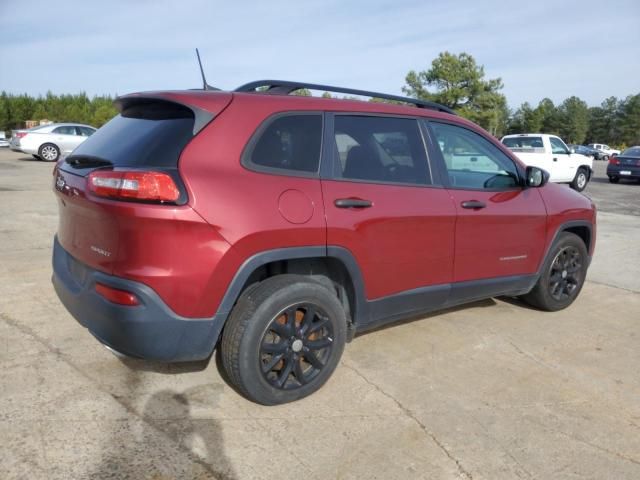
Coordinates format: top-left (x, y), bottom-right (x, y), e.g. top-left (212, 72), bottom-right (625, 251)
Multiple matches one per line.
top-left (195, 49), bottom-right (219, 91)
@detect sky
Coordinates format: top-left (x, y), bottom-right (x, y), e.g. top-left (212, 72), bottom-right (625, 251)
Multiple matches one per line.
top-left (0, 0), bottom-right (638, 109)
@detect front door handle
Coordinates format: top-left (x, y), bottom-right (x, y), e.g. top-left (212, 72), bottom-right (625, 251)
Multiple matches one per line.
top-left (461, 200), bottom-right (486, 209)
top-left (553, 157), bottom-right (558, 162)
top-left (334, 198), bottom-right (372, 209)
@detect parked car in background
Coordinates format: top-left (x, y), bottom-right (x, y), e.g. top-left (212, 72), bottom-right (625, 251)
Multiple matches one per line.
top-left (52, 80), bottom-right (596, 405)
top-left (10, 123), bottom-right (96, 161)
top-left (607, 146), bottom-right (640, 183)
top-left (0, 138), bottom-right (9, 148)
top-left (569, 144), bottom-right (605, 160)
top-left (501, 134), bottom-right (593, 191)
top-left (587, 143), bottom-right (620, 161)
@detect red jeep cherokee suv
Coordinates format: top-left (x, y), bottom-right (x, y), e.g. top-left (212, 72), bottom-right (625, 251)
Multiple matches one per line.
top-left (52, 81), bottom-right (596, 405)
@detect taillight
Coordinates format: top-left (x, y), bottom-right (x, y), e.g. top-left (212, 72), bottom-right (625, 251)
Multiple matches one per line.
top-left (95, 283), bottom-right (139, 306)
top-left (15, 132), bottom-right (28, 139)
top-left (609, 157), bottom-right (620, 165)
top-left (87, 170), bottom-right (180, 202)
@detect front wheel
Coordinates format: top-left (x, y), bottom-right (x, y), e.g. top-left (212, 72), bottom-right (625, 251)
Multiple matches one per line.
top-left (570, 167), bottom-right (589, 192)
top-left (521, 232), bottom-right (588, 311)
top-left (38, 143), bottom-right (60, 162)
top-left (220, 275), bottom-right (347, 405)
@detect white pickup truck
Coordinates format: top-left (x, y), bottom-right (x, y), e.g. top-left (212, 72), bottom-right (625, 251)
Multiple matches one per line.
top-left (501, 133), bottom-right (593, 192)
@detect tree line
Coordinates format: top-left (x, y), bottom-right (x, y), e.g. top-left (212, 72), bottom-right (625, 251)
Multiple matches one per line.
top-left (0, 91), bottom-right (117, 133)
top-left (1, 51), bottom-right (638, 147)
top-left (401, 52), bottom-right (639, 148)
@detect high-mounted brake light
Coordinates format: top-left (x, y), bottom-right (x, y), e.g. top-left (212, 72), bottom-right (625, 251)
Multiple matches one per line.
top-left (87, 170), bottom-right (180, 202)
top-left (95, 282), bottom-right (140, 306)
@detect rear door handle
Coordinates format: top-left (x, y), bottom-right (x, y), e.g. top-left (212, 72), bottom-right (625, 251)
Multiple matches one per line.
top-left (334, 198), bottom-right (372, 209)
top-left (461, 200), bottom-right (486, 209)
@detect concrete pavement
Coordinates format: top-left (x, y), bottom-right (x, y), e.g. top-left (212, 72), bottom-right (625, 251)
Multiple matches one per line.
top-left (1, 149), bottom-right (638, 479)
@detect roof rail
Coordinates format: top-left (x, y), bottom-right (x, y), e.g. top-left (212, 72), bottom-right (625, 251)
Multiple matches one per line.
top-left (234, 80), bottom-right (456, 115)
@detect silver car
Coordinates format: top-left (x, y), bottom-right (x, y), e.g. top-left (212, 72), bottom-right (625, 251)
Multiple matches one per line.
top-left (10, 123), bottom-right (97, 161)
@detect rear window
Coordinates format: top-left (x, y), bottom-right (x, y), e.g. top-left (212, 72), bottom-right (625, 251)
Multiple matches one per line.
top-left (67, 101), bottom-right (195, 168)
top-left (622, 147), bottom-right (640, 157)
top-left (502, 136), bottom-right (544, 151)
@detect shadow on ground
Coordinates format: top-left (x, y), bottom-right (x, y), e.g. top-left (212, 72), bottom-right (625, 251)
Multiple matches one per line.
top-left (90, 363), bottom-right (236, 480)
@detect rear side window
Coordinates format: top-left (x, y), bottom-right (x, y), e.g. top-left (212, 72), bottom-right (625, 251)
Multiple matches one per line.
top-left (68, 101), bottom-right (195, 168)
top-left (502, 136), bottom-right (544, 151)
top-left (332, 115), bottom-right (430, 185)
top-left (53, 126), bottom-right (76, 135)
top-left (243, 114), bottom-right (322, 174)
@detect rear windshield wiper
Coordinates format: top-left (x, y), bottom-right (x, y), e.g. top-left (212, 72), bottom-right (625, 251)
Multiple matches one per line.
top-left (65, 155), bottom-right (113, 169)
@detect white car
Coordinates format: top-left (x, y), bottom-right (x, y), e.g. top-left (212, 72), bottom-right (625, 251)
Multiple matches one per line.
top-left (501, 134), bottom-right (593, 192)
top-left (587, 143), bottom-right (620, 160)
top-left (10, 123), bottom-right (97, 161)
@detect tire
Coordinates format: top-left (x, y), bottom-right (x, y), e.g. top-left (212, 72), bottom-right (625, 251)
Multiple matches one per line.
top-left (521, 232), bottom-right (588, 312)
top-left (602, 155), bottom-right (609, 162)
top-left (220, 274), bottom-right (347, 405)
top-left (38, 143), bottom-right (60, 162)
top-left (608, 176), bottom-right (619, 183)
top-left (570, 167), bottom-right (589, 192)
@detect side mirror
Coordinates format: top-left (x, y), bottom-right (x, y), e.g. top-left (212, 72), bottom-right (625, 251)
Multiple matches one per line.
top-left (525, 166), bottom-right (549, 188)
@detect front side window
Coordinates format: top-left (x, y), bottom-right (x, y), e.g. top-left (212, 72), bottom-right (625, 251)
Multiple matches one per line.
top-left (549, 137), bottom-right (569, 155)
top-left (430, 122), bottom-right (519, 190)
top-left (244, 114), bottom-right (322, 174)
top-left (332, 115), bottom-right (430, 185)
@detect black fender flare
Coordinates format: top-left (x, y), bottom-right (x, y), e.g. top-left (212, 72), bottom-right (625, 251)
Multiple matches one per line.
top-left (214, 245), bottom-right (369, 325)
top-left (537, 220), bottom-right (593, 277)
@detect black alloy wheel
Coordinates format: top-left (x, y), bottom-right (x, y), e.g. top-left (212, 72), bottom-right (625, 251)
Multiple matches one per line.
top-left (521, 232), bottom-right (588, 311)
top-left (548, 246), bottom-right (582, 301)
top-left (259, 303), bottom-right (334, 390)
top-left (221, 274), bottom-right (347, 405)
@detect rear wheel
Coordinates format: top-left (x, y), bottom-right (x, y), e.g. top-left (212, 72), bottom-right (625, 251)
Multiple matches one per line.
top-left (38, 143), bottom-right (60, 162)
top-left (570, 167), bottom-right (589, 192)
top-left (602, 154), bottom-right (609, 162)
top-left (522, 232), bottom-right (588, 311)
top-left (220, 275), bottom-right (347, 405)
top-left (608, 176), bottom-right (619, 183)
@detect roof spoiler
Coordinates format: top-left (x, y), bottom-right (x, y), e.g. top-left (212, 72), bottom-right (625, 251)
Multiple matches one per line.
top-left (114, 96), bottom-right (215, 135)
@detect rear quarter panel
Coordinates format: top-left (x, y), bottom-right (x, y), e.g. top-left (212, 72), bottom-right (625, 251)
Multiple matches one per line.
top-left (178, 95), bottom-right (328, 316)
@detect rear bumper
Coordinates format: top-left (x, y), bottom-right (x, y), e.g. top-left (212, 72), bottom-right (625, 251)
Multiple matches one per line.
top-left (52, 236), bottom-right (224, 361)
top-left (607, 165), bottom-right (640, 179)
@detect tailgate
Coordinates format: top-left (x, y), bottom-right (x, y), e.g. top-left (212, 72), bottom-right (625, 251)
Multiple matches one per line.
top-left (54, 92), bottom-right (232, 274)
